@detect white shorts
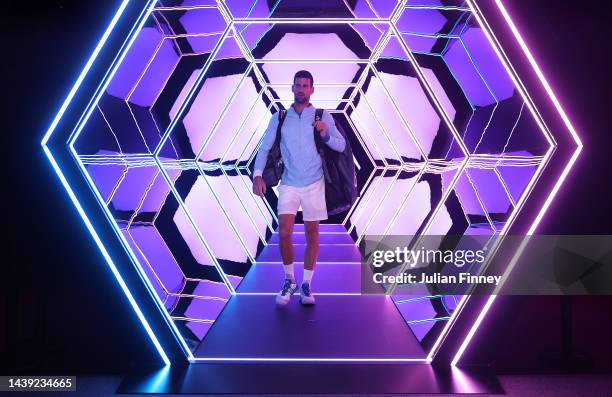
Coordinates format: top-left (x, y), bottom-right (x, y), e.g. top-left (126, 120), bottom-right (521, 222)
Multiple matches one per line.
top-left (277, 178), bottom-right (328, 221)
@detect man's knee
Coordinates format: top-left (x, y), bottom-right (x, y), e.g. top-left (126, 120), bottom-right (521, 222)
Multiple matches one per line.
top-left (305, 222), bottom-right (319, 245)
top-left (279, 225), bottom-right (293, 241)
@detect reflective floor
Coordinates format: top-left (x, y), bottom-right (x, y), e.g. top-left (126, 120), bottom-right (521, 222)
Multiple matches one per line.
top-left (195, 224), bottom-right (424, 360)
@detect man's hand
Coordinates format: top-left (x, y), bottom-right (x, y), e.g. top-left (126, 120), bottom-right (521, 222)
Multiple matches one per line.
top-left (252, 175), bottom-right (266, 196)
top-left (312, 119), bottom-right (328, 137)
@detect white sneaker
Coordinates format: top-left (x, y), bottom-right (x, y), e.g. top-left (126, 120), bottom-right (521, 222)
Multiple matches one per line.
top-left (276, 278), bottom-right (297, 305)
top-left (300, 282), bottom-right (315, 305)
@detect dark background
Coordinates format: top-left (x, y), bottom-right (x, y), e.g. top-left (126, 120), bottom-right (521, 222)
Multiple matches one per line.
top-left (2, 0), bottom-right (611, 374)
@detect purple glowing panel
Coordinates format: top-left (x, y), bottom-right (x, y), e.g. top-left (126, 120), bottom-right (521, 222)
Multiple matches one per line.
top-left (387, 181), bottom-right (431, 235)
top-left (465, 168), bottom-right (512, 215)
top-left (223, 175), bottom-right (273, 234)
top-left (172, 200), bottom-right (215, 266)
top-left (353, 0), bottom-right (378, 18)
top-left (396, 3), bottom-right (446, 53)
top-left (365, 0), bottom-right (399, 18)
top-left (362, 175), bottom-right (418, 235)
top-left (179, 176), bottom-right (251, 263)
top-left (73, 111), bottom-right (121, 155)
top-left (236, 23), bottom-right (273, 53)
top-left (349, 105), bottom-right (394, 162)
top-left (380, 35), bottom-right (410, 60)
top-left (409, 321), bottom-right (436, 342)
top-left (186, 34), bottom-right (227, 56)
top-left (497, 164), bottom-right (538, 204)
top-left (128, 225), bottom-right (185, 294)
top-left (228, 275), bottom-right (242, 290)
top-left (350, 175), bottom-right (396, 236)
top-left (123, 229), bottom-right (168, 303)
top-left (111, 166), bottom-right (158, 211)
top-left (228, 106), bottom-right (273, 163)
top-left (98, 96), bottom-right (150, 153)
top-left (169, 69), bottom-right (200, 123)
top-left (107, 27), bottom-right (162, 102)
top-left (184, 298), bottom-right (226, 321)
top-left (225, 0), bottom-right (271, 19)
top-left (352, 24), bottom-right (388, 52)
top-left (138, 169), bottom-right (180, 213)
top-left (185, 321), bottom-right (213, 340)
top-left (453, 172), bottom-right (488, 217)
top-left (200, 174), bottom-right (261, 258)
top-left (504, 109), bottom-right (550, 156)
top-left (182, 74), bottom-right (247, 159)
top-left (461, 27), bottom-right (515, 102)
top-left (379, 71), bottom-right (455, 159)
top-left (199, 77), bottom-right (262, 162)
top-left (396, 3), bottom-right (446, 34)
top-left (425, 200), bottom-right (455, 235)
top-left (443, 37), bottom-right (496, 107)
top-left (401, 35), bottom-right (438, 54)
top-left (129, 39), bottom-right (179, 107)
top-left (361, 74), bottom-right (423, 160)
top-left (181, 0), bottom-right (218, 5)
top-left (86, 163), bottom-right (127, 202)
top-left (192, 280), bottom-right (232, 300)
top-left (211, 34), bottom-right (246, 59)
top-left (180, 7), bottom-right (227, 35)
top-left (261, 33), bottom-right (362, 60)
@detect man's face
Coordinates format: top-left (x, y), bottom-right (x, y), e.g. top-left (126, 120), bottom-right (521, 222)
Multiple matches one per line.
top-left (292, 77), bottom-right (314, 104)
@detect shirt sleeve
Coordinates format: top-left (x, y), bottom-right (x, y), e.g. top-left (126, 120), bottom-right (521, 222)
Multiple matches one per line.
top-left (321, 110), bottom-right (346, 153)
top-left (253, 113), bottom-right (279, 178)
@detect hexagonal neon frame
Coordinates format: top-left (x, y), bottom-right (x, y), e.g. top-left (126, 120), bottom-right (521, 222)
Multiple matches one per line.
top-left (41, 0), bottom-right (582, 365)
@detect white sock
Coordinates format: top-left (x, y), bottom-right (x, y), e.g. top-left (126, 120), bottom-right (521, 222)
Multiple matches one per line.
top-left (303, 269), bottom-right (314, 285)
top-left (284, 264), bottom-right (295, 281)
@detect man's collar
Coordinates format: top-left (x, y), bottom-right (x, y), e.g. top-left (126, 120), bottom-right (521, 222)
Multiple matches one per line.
top-left (289, 103), bottom-right (314, 114)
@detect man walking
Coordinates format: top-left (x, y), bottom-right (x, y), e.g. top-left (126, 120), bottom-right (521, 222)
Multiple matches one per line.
top-left (252, 70), bottom-right (346, 306)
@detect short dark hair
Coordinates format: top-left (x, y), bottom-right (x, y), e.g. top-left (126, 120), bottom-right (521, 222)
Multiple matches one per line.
top-left (293, 70), bottom-right (314, 86)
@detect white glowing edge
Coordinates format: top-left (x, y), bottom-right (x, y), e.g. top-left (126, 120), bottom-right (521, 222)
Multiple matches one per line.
top-left (42, 0), bottom-right (581, 365)
top-left (191, 357), bottom-right (431, 362)
top-left (449, 0), bottom-right (583, 366)
top-left (40, 0), bottom-right (176, 366)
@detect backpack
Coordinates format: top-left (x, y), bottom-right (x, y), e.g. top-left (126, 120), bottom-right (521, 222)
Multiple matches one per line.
top-left (313, 109), bottom-right (358, 216)
top-left (259, 108), bottom-right (358, 216)
top-left (260, 110), bottom-right (287, 187)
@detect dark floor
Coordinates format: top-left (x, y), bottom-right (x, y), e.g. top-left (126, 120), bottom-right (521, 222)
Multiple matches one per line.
top-left (194, 224), bottom-right (423, 360)
top-left (194, 295), bottom-right (424, 359)
top-left (39, 373), bottom-right (612, 396)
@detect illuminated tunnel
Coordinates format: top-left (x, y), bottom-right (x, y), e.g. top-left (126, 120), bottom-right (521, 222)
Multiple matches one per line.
top-left (43, 0), bottom-right (581, 365)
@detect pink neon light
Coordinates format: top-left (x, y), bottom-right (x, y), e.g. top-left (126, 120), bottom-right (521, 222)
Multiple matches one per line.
top-left (451, 0), bottom-right (583, 366)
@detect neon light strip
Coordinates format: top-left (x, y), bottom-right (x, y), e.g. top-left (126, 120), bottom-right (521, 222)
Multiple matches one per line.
top-left (42, 0), bottom-right (183, 364)
top-left (43, 146), bottom-right (170, 365)
top-left (41, 0), bottom-right (131, 146)
top-left (66, 0), bottom-right (236, 360)
top-left (192, 357), bottom-right (430, 362)
top-left (232, 18), bottom-right (393, 23)
top-left (449, 0), bottom-right (582, 366)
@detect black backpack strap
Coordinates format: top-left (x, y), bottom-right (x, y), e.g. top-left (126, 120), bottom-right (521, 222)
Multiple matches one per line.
top-left (313, 108), bottom-right (325, 152)
top-left (274, 109), bottom-right (287, 147)
top-left (314, 108), bottom-right (332, 183)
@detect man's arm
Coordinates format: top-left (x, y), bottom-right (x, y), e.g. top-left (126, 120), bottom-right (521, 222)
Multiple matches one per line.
top-left (253, 113), bottom-right (280, 177)
top-left (321, 110), bottom-right (346, 153)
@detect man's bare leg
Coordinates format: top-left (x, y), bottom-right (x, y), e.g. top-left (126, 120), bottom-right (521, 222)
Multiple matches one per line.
top-left (300, 220), bottom-right (319, 305)
top-left (279, 214), bottom-right (296, 267)
top-left (304, 220), bottom-right (320, 271)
